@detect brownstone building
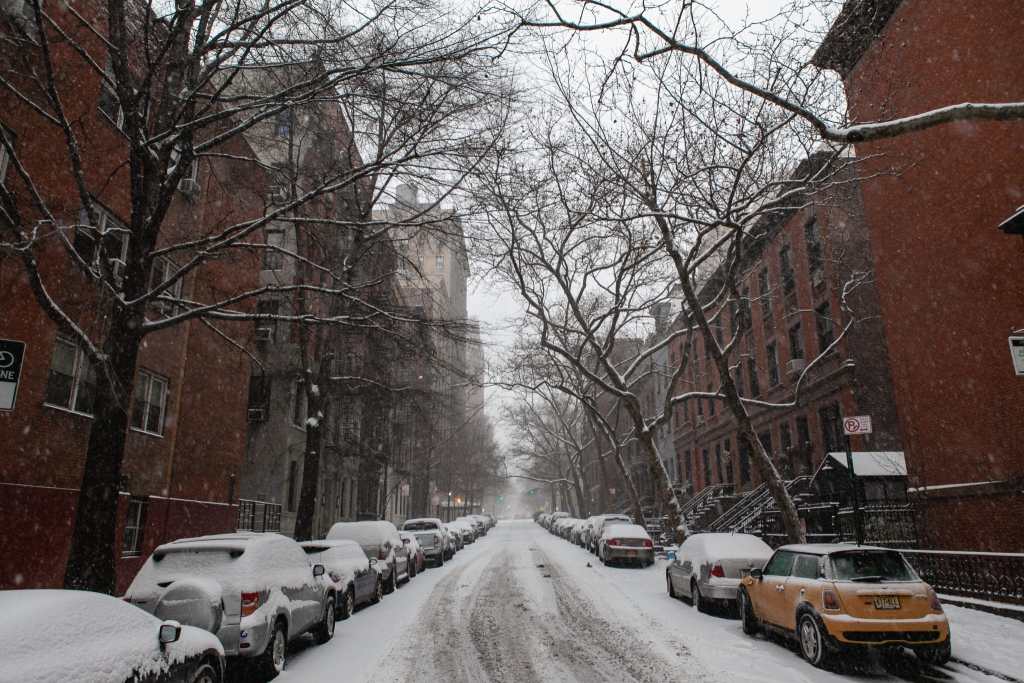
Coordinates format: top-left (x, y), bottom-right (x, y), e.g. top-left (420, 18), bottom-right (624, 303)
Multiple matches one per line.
top-left (813, 0), bottom-right (1024, 551)
top-left (671, 162), bottom-right (903, 502)
top-left (0, 1), bottom-right (265, 591)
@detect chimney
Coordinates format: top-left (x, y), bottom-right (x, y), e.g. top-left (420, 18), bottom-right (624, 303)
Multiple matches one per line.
top-left (396, 183), bottom-right (419, 208)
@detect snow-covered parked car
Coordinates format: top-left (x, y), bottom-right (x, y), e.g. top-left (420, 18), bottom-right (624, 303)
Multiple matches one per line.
top-left (666, 533), bottom-right (773, 612)
top-left (403, 518), bottom-right (452, 562)
top-left (448, 519), bottom-right (475, 545)
top-left (124, 532), bottom-right (335, 681)
top-left (442, 524), bottom-right (462, 555)
top-left (301, 540), bottom-right (384, 619)
top-left (598, 523), bottom-right (655, 567)
top-left (399, 531), bottom-right (425, 576)
top-left (327, 520), bottom-right (411, 594)
top-left (0, 589), bottom-right (225, 683)
top-left (589, 514), bottom-right (632, 553)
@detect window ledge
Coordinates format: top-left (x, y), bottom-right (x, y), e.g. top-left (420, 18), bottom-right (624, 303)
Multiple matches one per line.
top-left (129, 426), bottom-right (164, 439)
top-left (42, 402), bottom-right (95, 420)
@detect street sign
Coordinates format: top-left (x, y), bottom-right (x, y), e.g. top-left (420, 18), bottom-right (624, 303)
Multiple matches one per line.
top-left (0, 339), bottom-right (26, 412)
top-left (1010, 336), bottom-right (1024, 376)
top-left (842, 415), bottom-right (872, 436)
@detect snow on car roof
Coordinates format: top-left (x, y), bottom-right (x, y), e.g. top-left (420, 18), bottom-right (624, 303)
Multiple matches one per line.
top-left (777, 543), bottom-right (893, 555)
top-left (682, 533), bottom-right (772, 559)
top-left (327, 520), bottom-right (398, 545)
top-left (602, 523), bottom-right (650, 539)
top-left (0, 589), bottom-right (221, 683)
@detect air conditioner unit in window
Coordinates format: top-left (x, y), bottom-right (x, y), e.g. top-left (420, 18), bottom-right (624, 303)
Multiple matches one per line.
top-left (267, 186), bottom-right (289, 205)
top-left (178, 177), bottom-right (201, 199)
top-left (787, 358), bottom-right (807, 375)
top-left (255, 327), bottom-right (273, 342)
top-left (247, 408), bottom-right (266, 423)
top-left (812, 270), bottom-right (825, 288)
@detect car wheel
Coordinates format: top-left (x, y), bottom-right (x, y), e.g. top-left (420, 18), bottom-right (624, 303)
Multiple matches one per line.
top-left (385, 565), bottom-right (397, 594)
top-left (666, 572), bottom-right (677, 599)
top-left (798, 613), bottom-right (830, 668)
top-left (189, 660), bottom-right (221, 683)
top-left (693, 582), bottom-right (706, 613)
top-left (739, 589), bottom-right (760, 636)
top-left (255, 620), bottom-right (286, 681)
top-left (371, 578), bottom-right (384, 604)
top-left (313, 597), bottom-right (335, 644)
top-left (338, 588), bottom-right (354, 620)
top-left (917, 638), bottom-right (952, 666)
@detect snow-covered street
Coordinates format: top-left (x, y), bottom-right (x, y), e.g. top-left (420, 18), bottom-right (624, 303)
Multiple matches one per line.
top-left (282, 521), bottom-right (1024, 683)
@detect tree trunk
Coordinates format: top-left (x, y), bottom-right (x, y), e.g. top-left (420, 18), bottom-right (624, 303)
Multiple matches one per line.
top-left (293, 389), bottom-right (323, 541)
top-left (568, 454), bottom-right (588, 518)
top-left (63, 323), bottom-right (142, 594)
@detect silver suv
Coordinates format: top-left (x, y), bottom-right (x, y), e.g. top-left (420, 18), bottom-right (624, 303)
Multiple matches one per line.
top-left (125, 532), bottom-right (335, 681)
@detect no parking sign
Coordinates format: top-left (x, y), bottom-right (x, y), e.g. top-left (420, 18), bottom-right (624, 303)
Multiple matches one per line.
top-left (0, 339), bottom-right (26, 411)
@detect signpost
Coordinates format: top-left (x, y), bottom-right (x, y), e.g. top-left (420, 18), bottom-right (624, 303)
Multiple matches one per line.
top-left (842, 415), bottom-right (872, 545)
top-left (0, 339), bottom-right (26, 412)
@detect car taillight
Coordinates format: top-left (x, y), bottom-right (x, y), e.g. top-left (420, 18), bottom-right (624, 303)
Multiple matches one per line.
top-left (927, 587), bottom-right (944, 612)
top-left (643, 539), bottom-right (654, 549)
top-left (822, 590), bottom-right (841, 611)
top-left (710, 563), bottom-right (725, 578)
top-left (241, 591), bottom-right (260, 617)
top-left (608, 538), bottom-right (621, 546)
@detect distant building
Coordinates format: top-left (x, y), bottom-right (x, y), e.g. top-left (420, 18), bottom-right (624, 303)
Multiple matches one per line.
top-left (813, 0), bottom-right (1024, 551)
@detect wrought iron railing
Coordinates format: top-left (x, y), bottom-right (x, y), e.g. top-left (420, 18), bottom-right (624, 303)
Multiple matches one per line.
top-left (237, 499), bottom-right (282, 532)
top-left (835, 504), bottom-right (919, 548)
top-left (898, 549), bottom-right (1024, 605)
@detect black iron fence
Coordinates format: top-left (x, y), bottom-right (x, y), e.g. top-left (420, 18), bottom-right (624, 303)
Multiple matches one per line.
top-left (237, 499), bottom-right (282, 532)
top-left (835, 504), bottom-right (919, 548)
top-left (898, 549), bottom-right (1024, 606)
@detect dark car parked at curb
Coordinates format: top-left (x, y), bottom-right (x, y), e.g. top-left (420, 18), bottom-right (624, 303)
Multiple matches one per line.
top-left (301, 540), bottom-right (385, 619)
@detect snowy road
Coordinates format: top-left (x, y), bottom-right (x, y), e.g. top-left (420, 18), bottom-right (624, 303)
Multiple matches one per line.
top-left (282, 521), bottom-right (1024, 683)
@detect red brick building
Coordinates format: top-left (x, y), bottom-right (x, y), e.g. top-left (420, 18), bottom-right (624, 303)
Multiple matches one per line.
top-left (671, 162), bottom-right (903, 500)
top-left (813, 0), bottom-right (1024, 551)
top-left (0, 2), bottom-right (265, 591)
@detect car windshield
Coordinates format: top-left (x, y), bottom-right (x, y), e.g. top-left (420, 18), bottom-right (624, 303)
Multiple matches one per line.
top-left (404, 521), bottom-right (438, 531)
top-left (830, 550), bottom-right (917, 582)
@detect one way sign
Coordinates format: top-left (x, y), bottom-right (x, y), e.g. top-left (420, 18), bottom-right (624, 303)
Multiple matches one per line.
top-left (0, 339), bottom-right (26, 412)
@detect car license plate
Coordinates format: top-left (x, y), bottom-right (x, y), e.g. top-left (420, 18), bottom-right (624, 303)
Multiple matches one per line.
top-left (627, 550), bottom-right (636, 557)
top-left (873, 596), bottom-right (901, 610)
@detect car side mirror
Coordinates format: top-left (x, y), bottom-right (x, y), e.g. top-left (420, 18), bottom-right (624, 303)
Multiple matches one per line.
top-left (159, 621), bottom-right (182, 648)
top-left (313, 564), bottom-right (325, 577)
top-left (750, 568), bottom-right (763, 581)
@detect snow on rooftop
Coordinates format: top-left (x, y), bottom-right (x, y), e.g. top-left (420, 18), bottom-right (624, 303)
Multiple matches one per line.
top-left (822, 451), bottom-right (907, 477)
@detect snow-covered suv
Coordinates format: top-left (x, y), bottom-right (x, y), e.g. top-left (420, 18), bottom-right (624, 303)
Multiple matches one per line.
top-left (125, 532), bottom-right (336, 681)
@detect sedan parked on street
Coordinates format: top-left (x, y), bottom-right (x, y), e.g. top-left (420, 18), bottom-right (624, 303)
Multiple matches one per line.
top-left (125, 532), bottom-right (335, 681)
top-left (300, 540), bottom-right (384, 619)
top-left (738, 544), bottom-right (951, 668)
top-left (408, 528), bottom-right (447, 567)
top-left (666, 533), bottom-right (773, 613)
top-left (1, 589), bottom-right (225, 683)
top-left (327, 520), bottom-right (411, 594)
top-left (598, 523), bottom-right (655, 567)
top-left (590, 514), bottom-right (632, 553)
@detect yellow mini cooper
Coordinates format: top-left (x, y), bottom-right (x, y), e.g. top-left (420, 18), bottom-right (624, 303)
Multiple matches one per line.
top-left (737, 544), bottom-right (950, 668)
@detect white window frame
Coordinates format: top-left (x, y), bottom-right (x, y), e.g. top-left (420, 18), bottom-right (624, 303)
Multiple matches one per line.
top-left (149, 256), bottom-right (183, 315)
top-left (169, 144), bottom-right (199, 187)
top-left (78, 205), bottom-right (129, 281)
top-left (263, 228), bottom-right (285, 271)
top-left (43, 335), bottom-right (97, 416)
top-left (131, 369), bottom-right (168, 436)
top-left (122, 497), bottom-right (146, 557)
top-left (98, 68), bottom-right (125, 130)
top-left (435, 251), bottom-right (444, 271)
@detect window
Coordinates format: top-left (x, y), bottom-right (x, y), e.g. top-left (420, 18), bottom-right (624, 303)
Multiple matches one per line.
top-left (44, 336), bottom-right (97, 415)
top-left (805, 218), bottom-right (823, 275)
top-left (715, 444), bottom-right (723, 484)
top-left (747, 357), bottom-right (760, 397)
top-left (788, 322), bottom-right (804, 360)
top-left (739, 435), bottom-right (752, 484)
top-left (819, 403), bottom-right (842, 453)
top-left (683, 450), bottom-right (693, 485)
top-left (169, 145), bottom-right (199, 187)
top-left (763, 550), bottom-right (796, 577)
top-left (759, 430), bottom-right (773, 463)
top-left (291, 380), bottom-right (307, 428)
top-left (248, 374), bottom-right (270, 410)
top-left (274, 109), bottom-right (293, 138)
top-left (702, 448), bottom-right (711, 485)
top-left (286, 461), bottom-right (298, 512)
top-left (256, 300), bottom-right (279, 340)
top-left (792, 554), bottom-right (821, 580)
top-left (131, 370), bottom-right (168, 435)
top-left (816, 302), bottom-right (835, 354)
top-left (779, 244), bottom-right (795, 293)
top-left (122, 498), bottom-right (147, 556)
top-left (263, 229), bottom-right (284, 270)
top-left (780, 422), bottom-right (793, 454)
top-left (796, 415), bottom-right (811, 449)
top-left (0, 126), bottom-right (13, 186)
top-left (435, 252), bottom-right (444, 271)
top-left (766, 342), bottom-right (779, 386)
top-left (75, 205), bottom-right (129, 281)
top-left (723, 440), bottom-right (734, 483)
top-left (739, 287), bottom-right (751, 334)
top-left (98, 65), bottom-right (124, 129)
top-left (148, 257), bottom-right (183, 314)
